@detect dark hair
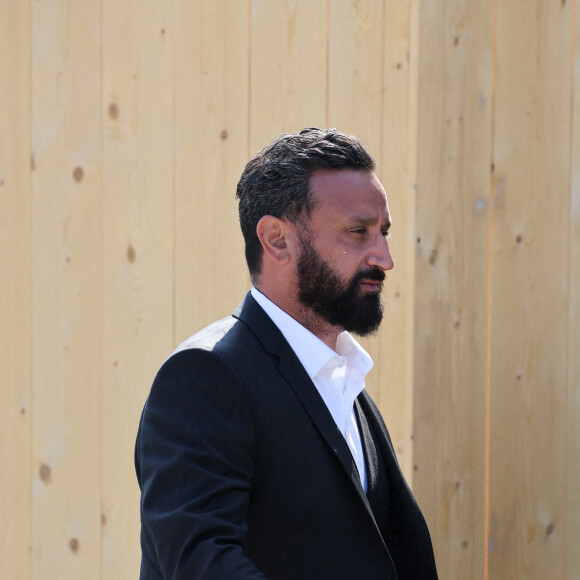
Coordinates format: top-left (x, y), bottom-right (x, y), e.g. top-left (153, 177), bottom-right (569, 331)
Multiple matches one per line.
top-left (236, 127), bottom-right (375, 278)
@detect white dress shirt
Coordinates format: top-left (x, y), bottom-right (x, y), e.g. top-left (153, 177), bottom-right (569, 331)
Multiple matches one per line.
top-left (251, 287), bottom-right (373, 492)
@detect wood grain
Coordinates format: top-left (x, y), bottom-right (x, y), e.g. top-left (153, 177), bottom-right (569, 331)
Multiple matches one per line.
top-left (174, 0), bottom-right (250, 342)
top-left (327, 0), bottom-right (383, 149)
top-left (488, 1), bottom-right (572, 577)
top-left (250, 0), bottom-right (327, 149)
top-left (567, 1), bottom-right (580, 576)
top-left (378, 0), bottom-right (418, 484)
top-left (102, 1), bottom-right (175, 576)
top-left (30, 1), bottom-right (102, 577)
top-left (0, 1), bottom-right (31, 578)
top-left (413, 0), bottom-right (493, 577)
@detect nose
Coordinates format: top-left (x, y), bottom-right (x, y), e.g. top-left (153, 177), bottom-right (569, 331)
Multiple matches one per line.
top-left (367, 236), bottom-right (394, 271)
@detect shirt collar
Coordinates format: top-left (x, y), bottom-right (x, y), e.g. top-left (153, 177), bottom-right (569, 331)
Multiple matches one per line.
top-left (250, 287), bottom-right (373, 380)
top-left (336, 331), bottom-right (373, 377)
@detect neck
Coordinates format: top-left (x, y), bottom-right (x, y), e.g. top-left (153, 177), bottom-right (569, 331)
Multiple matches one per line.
top-left (297, 312), bottom-right (341, 351)
top-left (255, 283), bottom-right (342, 351)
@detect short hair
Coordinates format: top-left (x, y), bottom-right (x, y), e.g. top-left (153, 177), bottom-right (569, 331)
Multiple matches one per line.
top-left (236, 127), bottom-right (375, 278)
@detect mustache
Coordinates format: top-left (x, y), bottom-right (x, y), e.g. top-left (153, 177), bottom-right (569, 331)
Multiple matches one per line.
top-left (353, 269), bottom-right (386, 283)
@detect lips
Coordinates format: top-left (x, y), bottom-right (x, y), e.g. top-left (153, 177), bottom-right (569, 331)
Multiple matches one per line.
top-left (356, 269), bottom-right (385, 292)
top-left (359, 280), bottom-right (383, 292)
top-left (360, 280), bottom-right (382, 289)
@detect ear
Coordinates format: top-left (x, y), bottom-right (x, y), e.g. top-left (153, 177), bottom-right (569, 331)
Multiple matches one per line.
top-left (256, 215), bottom-right (295, 266)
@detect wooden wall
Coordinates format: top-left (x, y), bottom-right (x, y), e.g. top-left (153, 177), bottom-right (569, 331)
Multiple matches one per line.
top-left (0, 1), bottom-right (577, 579)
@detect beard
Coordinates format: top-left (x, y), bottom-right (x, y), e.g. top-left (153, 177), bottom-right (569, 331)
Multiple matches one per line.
top-left (296, 233), bottom-right (385, 337)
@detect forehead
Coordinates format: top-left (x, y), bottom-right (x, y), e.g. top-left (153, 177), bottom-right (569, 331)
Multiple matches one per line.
top-left (308, 169), bottom-right (390, 223)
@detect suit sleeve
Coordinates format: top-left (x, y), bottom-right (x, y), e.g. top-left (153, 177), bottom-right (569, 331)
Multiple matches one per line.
top-left (135, 348), bottom-right (267, 580)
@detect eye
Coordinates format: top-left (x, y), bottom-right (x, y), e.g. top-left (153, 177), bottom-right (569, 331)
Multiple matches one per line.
top-left (382, 230), bottom-right (391, 239)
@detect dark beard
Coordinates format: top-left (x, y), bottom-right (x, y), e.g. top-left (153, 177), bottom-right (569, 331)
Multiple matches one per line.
top-left (296, 234), bottom-right (385, 337)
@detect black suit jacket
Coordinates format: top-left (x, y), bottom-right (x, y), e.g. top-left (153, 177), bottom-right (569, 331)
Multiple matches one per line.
top-left (135, 293), bottom-right (438, 579)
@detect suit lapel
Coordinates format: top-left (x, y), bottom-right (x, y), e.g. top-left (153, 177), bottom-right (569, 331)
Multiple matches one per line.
top-left (354, 398), bottom-right (379, 495)
top-left (233, 293), bottom-right (372, 505)
top-left (276, 345), bottom-right (359, 483)
top-left (358, 390), bottom-right (412, 498)
top-left (358, 390), bottom-right (439, 576)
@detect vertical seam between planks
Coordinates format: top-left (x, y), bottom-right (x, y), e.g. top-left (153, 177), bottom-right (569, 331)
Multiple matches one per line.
top-left (377, 0), bottom-right (386, 408)
top-left (247, 0), bottom-right (252, 158)
top-left (28, 0), bottom-right (34, 576)
top-left (325, 0), bottom-right (330, 128)
top-left (99, 1), bottom-right (105, 577)
top-left (408, 0), bottom-right (418, 492)
top-left (172, 0), bottom-right (177, 347)
top-left (564, 2), bottom-right (576, 577)
top-left (484, 0), bottom-right (499, 578)
top-left (380, 0), bottom-right (385, 168)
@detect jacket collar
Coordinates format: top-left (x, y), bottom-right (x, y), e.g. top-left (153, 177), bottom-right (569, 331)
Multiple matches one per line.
top-left (232, 291), bottom-right (288, 357)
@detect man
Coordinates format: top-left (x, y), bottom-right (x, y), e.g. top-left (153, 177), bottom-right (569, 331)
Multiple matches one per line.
top-left (135, 128), bottom-right (438, 579)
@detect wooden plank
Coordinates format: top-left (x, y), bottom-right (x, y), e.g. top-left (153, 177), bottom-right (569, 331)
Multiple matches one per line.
top-left (174, 0), bottom-right (250, 342)
top-left (567, 2), bottom-right (580, 576)
top-left (30, 1), bottom-right (102, 578)
top-left (412, 0), bottom-right (493, 577)
top-left (0, 1), bottom-right (31, 578)
top-left (250, 0), bottom-right (327, 150)
top-left (101, 1), bottom-right (175, 577)
top-left (327, 0), bottom-right (383, 151)
top-left (379, 0), bottom-right (418, 484)
top-left (488, 1), bottom-right (572, 577)
top-left (327, 0), bottom-right (384, 394)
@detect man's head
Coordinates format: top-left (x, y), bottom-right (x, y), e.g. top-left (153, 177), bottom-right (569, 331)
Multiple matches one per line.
top-left (236, 128), bottom-right (393, 340)
top-left (236, 128), bottom-right (375, 278)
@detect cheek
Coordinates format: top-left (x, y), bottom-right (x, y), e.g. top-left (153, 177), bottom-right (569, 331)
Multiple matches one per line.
top-left (332, 256), bottom-right (362, 281)
top-left (318, 239), bottom-right (364, 276)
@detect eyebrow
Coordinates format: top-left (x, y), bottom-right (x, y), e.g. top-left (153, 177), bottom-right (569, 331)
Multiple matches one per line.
top-left (349, 214), bottom-right (392, 230)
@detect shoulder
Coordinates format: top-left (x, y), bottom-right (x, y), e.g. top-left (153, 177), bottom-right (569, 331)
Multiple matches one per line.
top-left (148, 311), bottom-right (274, 406)
top-left (141, 298), bottom-right (284, 430)
top-left (166, 314), bottom-right (258, 365)
top-left (171, 315), bottom-right (240, 356)
top-left (152, 317), bottom-right (249, 389)
top-left (140, 317), bottom-right (261, 445)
